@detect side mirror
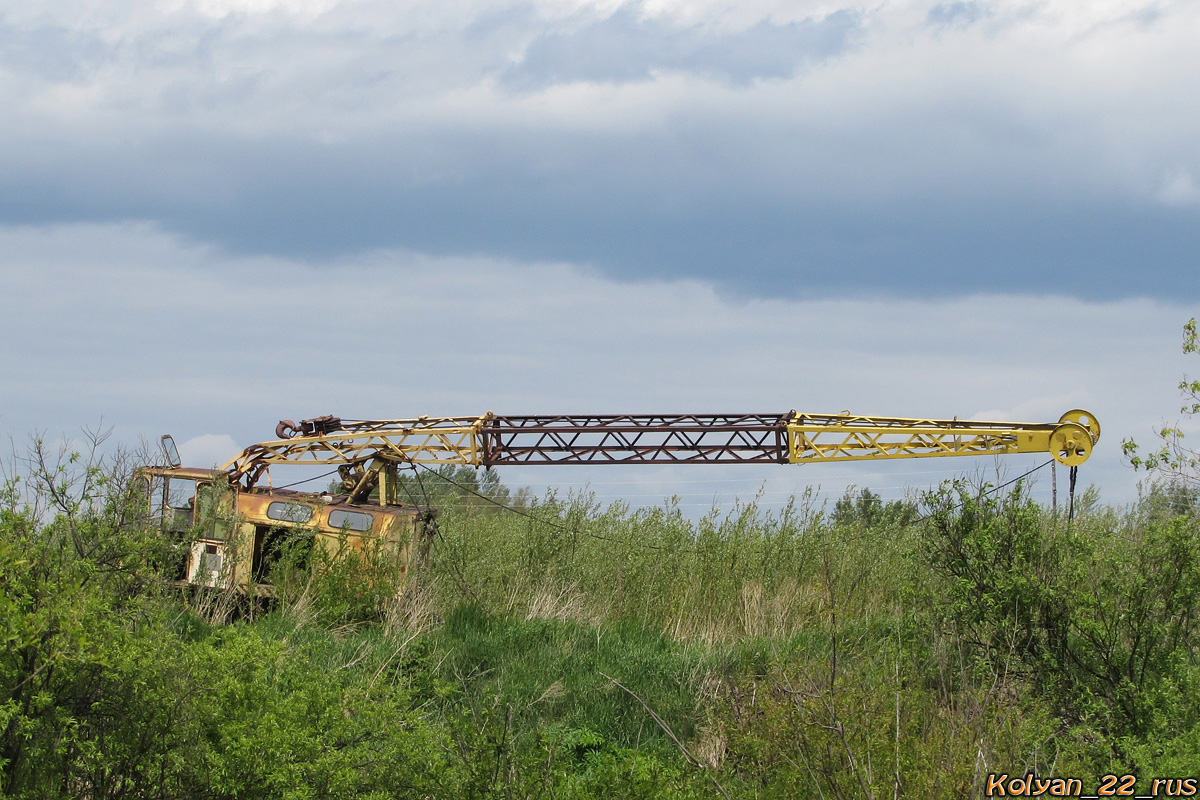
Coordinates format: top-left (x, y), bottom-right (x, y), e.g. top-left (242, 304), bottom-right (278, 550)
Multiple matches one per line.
top-left (160, 434), bottom-right (182, 468)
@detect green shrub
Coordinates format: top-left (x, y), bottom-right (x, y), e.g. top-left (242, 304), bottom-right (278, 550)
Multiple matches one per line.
top-left (920, 480), bottom-right (1200, 749)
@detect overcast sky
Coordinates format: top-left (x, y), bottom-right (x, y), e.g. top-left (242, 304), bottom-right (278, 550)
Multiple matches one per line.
top-left (2, 0), bottom-right (1197, 511)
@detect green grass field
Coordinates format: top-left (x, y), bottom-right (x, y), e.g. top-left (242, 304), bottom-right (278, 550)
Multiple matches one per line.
top-left (4, 459), bottom-right (1200, 798)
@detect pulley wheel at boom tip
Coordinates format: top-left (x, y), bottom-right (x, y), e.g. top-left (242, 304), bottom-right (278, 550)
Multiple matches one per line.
top-left (1058, 409), bottom-right (1101, 441)
top-left (1049, 422), bottom-right (1093, 466)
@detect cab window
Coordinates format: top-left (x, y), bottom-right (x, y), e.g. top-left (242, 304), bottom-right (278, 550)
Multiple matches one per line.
top-left (266, 502), bottom-right (313, 524)
top-left (195, 483), bottom-right (231, 540)
top-left (328, 509), bottom-right (373, 532)
top-left (165, 478), bottom-right (197, 533)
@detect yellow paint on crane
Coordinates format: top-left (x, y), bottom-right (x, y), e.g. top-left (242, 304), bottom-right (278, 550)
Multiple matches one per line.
top-left (785, 409), bottom-right (1098, 466)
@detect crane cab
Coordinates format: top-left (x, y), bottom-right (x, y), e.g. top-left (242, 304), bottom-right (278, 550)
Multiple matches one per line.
top-left (133, 462), bottom-right (435, 597)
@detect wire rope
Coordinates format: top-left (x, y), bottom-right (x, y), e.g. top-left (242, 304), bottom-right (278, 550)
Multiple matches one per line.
top-left (411, 461), bottom-right (683, 552)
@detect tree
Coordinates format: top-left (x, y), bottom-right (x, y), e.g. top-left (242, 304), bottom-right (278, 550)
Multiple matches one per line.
top-left (1123, 318), bottom-right (1200, 486)
top-left (832, 486), bottom-right (917, 528)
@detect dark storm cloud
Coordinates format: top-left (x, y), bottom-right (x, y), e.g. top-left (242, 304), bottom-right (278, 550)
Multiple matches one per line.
top-left (1, 121), bottom-right (1195, 300)
top-left (502, 6), bottom-right (861, 88)
top-left (0, 0), bottom-right (1197, 300)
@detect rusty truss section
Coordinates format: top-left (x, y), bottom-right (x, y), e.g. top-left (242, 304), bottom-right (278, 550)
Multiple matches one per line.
top-left (223, 409), bottom-right (1100, 489)
top-left (481, 414), bottom-right (793, 464)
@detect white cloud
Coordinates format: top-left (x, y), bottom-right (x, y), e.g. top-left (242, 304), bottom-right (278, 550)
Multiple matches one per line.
top-left (177, 433), bottom-right (241, 468)
top-left (2, 1), bottom-right (1198, 193)
top-left (1156, 168), bottom-right (1200, 207)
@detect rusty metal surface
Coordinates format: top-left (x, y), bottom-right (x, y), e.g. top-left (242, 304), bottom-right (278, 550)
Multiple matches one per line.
top-left (276, 415), bottom-right (344, 439)
top-left (224, 416), bottom-right (488, 485)
top-left (135, 466), bottom-right (228, 481)
top-left (480, 413), bottom-right (794, 464)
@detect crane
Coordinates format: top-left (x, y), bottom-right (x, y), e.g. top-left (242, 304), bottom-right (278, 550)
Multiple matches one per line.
top-left (227, 408), bottom-right (1098, 485)
top-left (137, 408), bottom-right (1099, 594)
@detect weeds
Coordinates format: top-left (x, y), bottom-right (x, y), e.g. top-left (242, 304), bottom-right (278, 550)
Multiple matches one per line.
top-left (6, 438), bottom-right (1200, 797)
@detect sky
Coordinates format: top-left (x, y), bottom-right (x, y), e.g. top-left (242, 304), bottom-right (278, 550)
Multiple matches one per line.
top-left (1, 0), bottom-right (1198, 513)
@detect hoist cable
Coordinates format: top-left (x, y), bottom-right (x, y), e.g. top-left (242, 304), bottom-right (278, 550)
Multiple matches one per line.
top-left (910, 458), bottom-right (1056, 526)
top-left (410, 456), bottom-right (1067, 554)
top-left (411, 461), bottom-right (682, 552)
top-left (1068, 465), bottom-right (1079, 524)
top-left (272, 468), bottom-right (340, 490)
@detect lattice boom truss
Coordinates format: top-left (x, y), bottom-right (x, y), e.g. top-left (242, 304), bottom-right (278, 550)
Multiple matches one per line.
top-left (224, 416), bottom-right (487, 483)
top-left (223, 409), bottom-right (1099, 486)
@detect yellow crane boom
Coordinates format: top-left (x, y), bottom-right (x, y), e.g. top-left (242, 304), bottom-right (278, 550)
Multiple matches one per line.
top-left (222, 409), bottom-right (1100, 488)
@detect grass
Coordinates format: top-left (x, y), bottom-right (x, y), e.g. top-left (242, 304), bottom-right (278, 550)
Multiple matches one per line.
top-left (8, 470), bottom-right (1200, 798)
top-left (402, 481), bottom-right (1200, 795)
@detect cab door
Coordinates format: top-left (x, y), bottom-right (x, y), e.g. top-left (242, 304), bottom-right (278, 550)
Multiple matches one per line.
top-left (194, 482), bottom-right (234, 540)
top-left (187, 482), bottom-right (235, 588)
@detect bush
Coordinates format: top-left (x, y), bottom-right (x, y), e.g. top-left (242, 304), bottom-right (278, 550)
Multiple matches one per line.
top-left (920, 480), bottom-right (1200, 749)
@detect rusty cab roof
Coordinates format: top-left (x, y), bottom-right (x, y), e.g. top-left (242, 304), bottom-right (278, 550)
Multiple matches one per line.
top-left (136, 466), bottom-right (229, 481)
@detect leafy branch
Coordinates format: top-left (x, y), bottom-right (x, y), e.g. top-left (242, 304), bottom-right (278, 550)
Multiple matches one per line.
top-left (1123, 318), bottom-right (1200, 484)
